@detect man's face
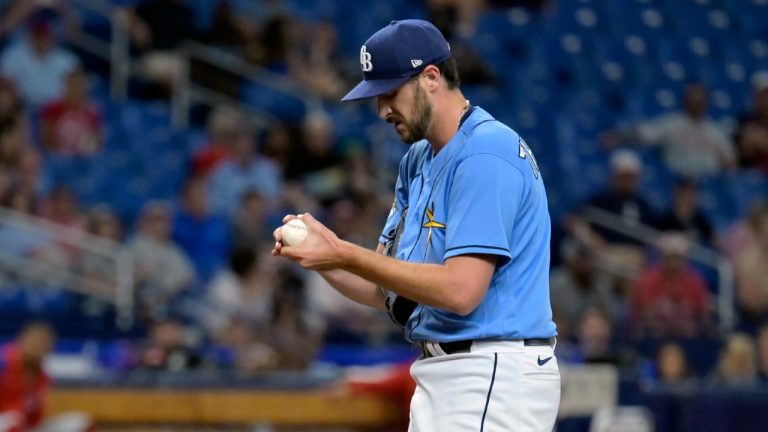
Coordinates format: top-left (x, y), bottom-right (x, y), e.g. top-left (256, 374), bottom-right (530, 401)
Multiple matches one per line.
top-left (378, 77), bottom-right (433, 144)
top-left (613, 170), bottom-right (640, 195)
top-left (684, 84), bottom-right (709, 118)
top-left (19, 326), bottom-right (54, 366)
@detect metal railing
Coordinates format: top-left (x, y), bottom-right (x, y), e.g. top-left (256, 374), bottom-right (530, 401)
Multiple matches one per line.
top-left (0, 207), bottom-right (134, 329)
top-left (172, 41), bottom-right (322, 128)
top-left (67, 0), bottom-right (321, 128)
top-left (582, 205), bottom-right (735, 331)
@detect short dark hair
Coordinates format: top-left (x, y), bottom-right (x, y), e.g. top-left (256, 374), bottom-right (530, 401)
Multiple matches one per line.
top-left (229, 247), bottom-right (257, 278)
top-left (437, 58), bottom-right (460, 90)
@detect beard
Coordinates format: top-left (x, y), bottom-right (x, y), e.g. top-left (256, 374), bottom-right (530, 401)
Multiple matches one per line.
top-left (390, 83), bottom-right (432, 144)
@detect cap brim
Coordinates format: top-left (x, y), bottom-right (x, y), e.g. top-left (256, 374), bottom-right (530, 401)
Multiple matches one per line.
top-left (341, 76), bottom-right (412, 102)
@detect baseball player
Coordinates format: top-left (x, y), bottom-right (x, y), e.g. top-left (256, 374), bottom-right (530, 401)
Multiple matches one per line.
top-left (274, 19), bottom-right (560, 431)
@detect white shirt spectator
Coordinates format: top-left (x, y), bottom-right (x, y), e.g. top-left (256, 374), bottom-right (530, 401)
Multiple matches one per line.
top-left (638, 112), bottom-right (734, 179)
top-left (0, 38), bottom-right (79, 107)
top-left (205, 269), bottom-right (273, 336)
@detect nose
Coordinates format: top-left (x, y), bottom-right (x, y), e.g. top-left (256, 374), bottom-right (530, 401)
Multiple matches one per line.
top-left (377, 96), bottom-right (392, 119)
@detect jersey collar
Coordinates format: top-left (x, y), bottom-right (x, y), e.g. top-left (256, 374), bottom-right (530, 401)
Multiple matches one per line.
top-left (429, 106), bottom-right (492, 177)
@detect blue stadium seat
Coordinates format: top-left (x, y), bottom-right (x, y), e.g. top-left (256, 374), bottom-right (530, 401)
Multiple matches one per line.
top-left (240, 82), bottom-right (307, 123)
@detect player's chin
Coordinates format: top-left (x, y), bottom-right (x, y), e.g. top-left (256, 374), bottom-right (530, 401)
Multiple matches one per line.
top-left (399, 131), bottom-right (417, 144)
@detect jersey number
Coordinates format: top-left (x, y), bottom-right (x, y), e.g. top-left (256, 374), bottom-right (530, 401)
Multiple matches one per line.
top-left (518, 138), bottom-right (540, 179)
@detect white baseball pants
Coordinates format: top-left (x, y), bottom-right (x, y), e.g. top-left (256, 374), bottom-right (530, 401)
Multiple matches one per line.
top-left (408, 340), bottom-right (560, 432)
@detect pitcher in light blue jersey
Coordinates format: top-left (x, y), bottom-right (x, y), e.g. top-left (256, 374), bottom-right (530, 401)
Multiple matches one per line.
top-left (274, 19), bottom-right (560, 432)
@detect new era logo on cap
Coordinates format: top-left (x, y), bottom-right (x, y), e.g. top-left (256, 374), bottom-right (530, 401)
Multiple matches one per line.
top-left (342, 19), bottom-right (451, 102)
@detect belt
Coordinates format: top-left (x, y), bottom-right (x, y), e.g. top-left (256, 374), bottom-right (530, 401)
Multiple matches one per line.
top-left (419, 337), bottom-right (555, 358)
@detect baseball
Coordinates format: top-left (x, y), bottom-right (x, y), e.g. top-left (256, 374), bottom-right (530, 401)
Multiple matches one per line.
top-left (281, 219), bottom-right (308, 246)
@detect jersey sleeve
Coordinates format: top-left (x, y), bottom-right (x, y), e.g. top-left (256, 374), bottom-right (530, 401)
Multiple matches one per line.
top-left (444, 153), bottom-right (525, 263)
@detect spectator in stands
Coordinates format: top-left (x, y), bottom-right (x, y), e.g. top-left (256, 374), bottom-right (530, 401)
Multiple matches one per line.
top-left (40, 68), bottom-right (102, 156)
top-left (709, 333), bottom-right (758, 387)
top-left (550, 237), bottom-right (620, 339)
top-left (608, 82), bottom-right (735, 179)
top-left (0, 114), bottom-right (25, 172)
top-left (734, 71), bottom-right (768, 172)
top-left (630, 232), bottom-right (711, 339)
top-left (0, 187), bottom-right (37, 215)
top-left (344, 152), bottom-right (380, 206)
top-left (129, 201), bottom-right (195, 321)
top-left (268, 266), bottom-right (322, 370)
top-left (426, 0), bottom-right (497, 84)
top-left (655, 178), bottom-right (715, 247)
top-left (200, 0), bottom-right (253, 49)
top-left (723, 199), bottom-right (768, 260)
top-left (757, 324), bottom-right (768, 382)
top-left (215, 317), bottom-right (279, 373)
top-left (39, 185), bottom-right (84, 231)
top-left (732, 205), bottom-right (768, 328)
top-left (0, 81), bottom-right (33, 189)
top-left (207, 124), bottom-right (282, 215)
top-left (0, 14), bottom-right (79, 107)
top-left (558, 306), bottom-right (632, 367)
top-left (138, 318), bottom-right (204, 371)
top-left (13, 150), bottom-right (47, 197)
top-left (244, 13), bottom-right (297, 74)
top-left (285, 110), bottom-right (345, 203)
top-left (118, 0), bottom-right (196, 94)
top-left (78, 206), bottom-right (123, 295)
top-left (570, 149), bottom-right (655, 282)
top-left (0, 188), bottom-right (48, 280)
top-left (261, 121), bottom-right (294, 173)
top-left (290, 21), bottom-right (346, 100)
top-left (0, 322), bottom-right (94, 432)
top-left (191, 106), bottom-right (243, 177)
top-left (231, 189), bottom-right (273, 250)
top-left (205, 247), bottom-right (274, 341)
top-left (654, 342), bottom-right (696, 387)
top-left (0, 78), bottom-right (23, 124)
top-left (172, 177), bottom-right (230, 282)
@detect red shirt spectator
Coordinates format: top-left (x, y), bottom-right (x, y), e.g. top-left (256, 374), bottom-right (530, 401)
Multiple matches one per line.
top-left (630, 234), bottom-right (711, 338)
top-left (0, 324), bottom-right (54, 431)
top-left (40, 69), bottom-right (102, 156)
top-left (190, 106), bottom-right (246, 177)
top-left (191, 144), bottom-right (230, 177)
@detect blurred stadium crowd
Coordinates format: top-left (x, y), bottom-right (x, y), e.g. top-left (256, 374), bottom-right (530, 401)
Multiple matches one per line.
top-left (1, 0), bottom-right (768, 420)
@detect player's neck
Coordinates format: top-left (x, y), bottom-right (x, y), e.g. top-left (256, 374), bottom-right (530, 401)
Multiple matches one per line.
top-left (427, 91), bottom-right (469, 154)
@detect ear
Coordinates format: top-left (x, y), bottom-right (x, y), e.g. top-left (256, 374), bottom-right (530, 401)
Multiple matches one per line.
top-left (421, 65), bottom-right (441, 93)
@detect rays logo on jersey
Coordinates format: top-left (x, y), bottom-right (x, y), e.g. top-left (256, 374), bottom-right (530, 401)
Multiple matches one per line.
top-left (423, 203), bottom-right (445, 245)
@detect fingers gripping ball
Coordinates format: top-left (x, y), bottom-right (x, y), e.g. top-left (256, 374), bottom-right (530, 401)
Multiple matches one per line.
top-left (281, 219), bottom-right (308, 246)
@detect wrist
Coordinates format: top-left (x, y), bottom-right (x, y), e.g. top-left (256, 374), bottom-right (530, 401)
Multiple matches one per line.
top-left (335, 239), bottom-right (357, 270)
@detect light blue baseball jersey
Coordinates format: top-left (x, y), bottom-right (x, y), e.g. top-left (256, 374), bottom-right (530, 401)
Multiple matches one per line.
top-left (379, 107), bottom-right (557, 342)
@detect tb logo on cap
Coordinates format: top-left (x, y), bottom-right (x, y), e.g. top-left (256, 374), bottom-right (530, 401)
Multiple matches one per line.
top-left (360, 46), bottom-right (373, 72)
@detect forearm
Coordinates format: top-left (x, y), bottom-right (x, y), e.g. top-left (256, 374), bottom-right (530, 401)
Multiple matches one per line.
top-left (319, 269), bottom-right (386, 311)
top-left (336, 241), bottom-right (486, 315)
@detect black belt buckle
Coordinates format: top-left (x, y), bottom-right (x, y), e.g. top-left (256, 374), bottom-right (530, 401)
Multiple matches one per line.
top-left (418, 340), bottom-right (473, 358)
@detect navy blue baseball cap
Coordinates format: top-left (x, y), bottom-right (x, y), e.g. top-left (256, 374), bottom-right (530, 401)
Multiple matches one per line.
top-left (341, 19), bottom-right (451, 102)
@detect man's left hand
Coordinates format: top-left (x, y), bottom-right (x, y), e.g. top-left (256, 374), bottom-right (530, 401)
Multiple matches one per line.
top-left (273, 213), bottom-right (344, 271)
